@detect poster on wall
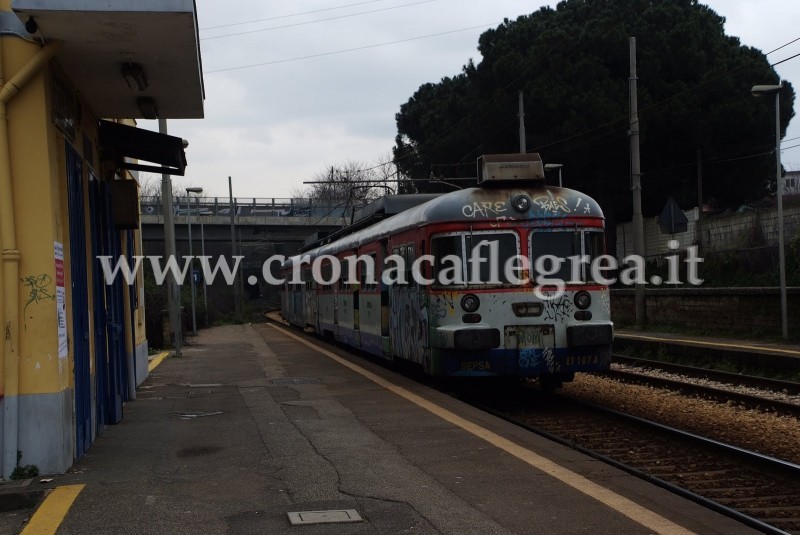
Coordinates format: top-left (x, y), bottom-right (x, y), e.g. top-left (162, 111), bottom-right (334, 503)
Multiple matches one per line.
top-left (55, 241), bottom-right (68, 358)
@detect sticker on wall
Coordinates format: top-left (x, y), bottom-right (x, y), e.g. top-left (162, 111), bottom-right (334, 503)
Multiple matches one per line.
top-left (55, 241), bottom-right (68, 358)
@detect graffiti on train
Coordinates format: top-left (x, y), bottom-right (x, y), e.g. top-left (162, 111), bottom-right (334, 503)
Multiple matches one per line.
top-left (390, 289), bottom-right (428, 364)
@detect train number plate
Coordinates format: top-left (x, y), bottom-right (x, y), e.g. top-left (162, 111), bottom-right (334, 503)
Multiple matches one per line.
top-left (504, 326), bottom-right (553, 349)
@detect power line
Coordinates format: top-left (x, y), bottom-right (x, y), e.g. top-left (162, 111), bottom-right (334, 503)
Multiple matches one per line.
top-left (530, 35), bottom-right (800, 157)
top-left (200, 0), bottom-right (394, 30)
top-left (205, 22), bottom-right (500, 73)
top-left (201, 0), bottom-right (437, 41)
top-left (765, 36), bottom-right (800, 55)
top-left (706, 149), bottom-right (773, 165)
top-left (771, 51), bottom-right (800, 67)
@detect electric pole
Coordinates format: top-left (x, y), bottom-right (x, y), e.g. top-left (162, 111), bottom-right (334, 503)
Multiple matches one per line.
top-left (629, 37), bottom-right (646, 328)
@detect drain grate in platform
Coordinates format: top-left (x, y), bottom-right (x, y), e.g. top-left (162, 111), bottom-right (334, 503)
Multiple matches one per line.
top-left (287, 509), bottom-right (363, 525)
top-left (270, 377), bottom-right (322, 386)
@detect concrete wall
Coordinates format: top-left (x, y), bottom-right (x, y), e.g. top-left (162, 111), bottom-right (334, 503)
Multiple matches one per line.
top-left (611, 287), bottom-right (800, 335)
top-left (616, 201), bottom-right (800, 258)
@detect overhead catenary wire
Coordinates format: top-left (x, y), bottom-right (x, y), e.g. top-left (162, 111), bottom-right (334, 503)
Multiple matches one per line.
top-left (205, 23), bottom-right (500, 73)
top-left (333, 33), bottom-right (800, 188)
top-left (528, 35), bottom-right (800, 156)
top-left (201, 0), bottom-right (437, 41)
top-left (204, 1), bottom-right (800, 184)
top-left (205, 8), bottom-right (799, 194)
top-left (200, 0), bottom-right (396, 30)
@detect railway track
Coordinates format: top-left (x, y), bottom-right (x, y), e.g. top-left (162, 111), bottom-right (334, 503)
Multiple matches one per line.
top-left (612, 354), bottom-right (800, 394)
top-left (608, 356), bottom-right (800, 418)
top-left (465, 389), bottom-right (800, 535)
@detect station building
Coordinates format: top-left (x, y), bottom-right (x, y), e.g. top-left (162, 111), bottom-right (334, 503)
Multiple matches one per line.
top-left (0, 0), bottom-right (204, 477)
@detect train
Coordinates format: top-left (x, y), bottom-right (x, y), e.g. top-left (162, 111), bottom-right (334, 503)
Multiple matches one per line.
top-left (280, 153), bottom-right (612, 387)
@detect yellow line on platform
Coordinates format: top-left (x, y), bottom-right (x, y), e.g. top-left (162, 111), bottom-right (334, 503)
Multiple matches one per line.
top-left (20, 484), bottom-right (84, 535)
top-left (270, 324), bottom-right (695, 535)
top-left (617, 333), bottom-right (800, 356)
top-left (148, 351), bottom-right (170, 372)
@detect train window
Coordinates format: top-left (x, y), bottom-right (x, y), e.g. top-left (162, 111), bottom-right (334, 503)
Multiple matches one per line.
top-left (368, 253), bottom-right (377, 291)
top-left (406, 244), bottom-right (415, 286)
top-left (431, 232), bottom-right (519, 287)
top-left (530, 231), bottom-right (578, 283)
top-left (583, 231), bottom-right (607, 283)
top-left (340, 258), bottom-right (349, 290)
top-left (321, 262), bottom-right (332, 292)
top-left (530, 230), bottom-right (606, 283)
top-left (465, 232), bottom-right (518, 285)
top-left (431, 235), bottom-right (464, 287)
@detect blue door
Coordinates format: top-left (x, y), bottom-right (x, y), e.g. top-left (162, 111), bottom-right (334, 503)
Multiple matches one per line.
top-left (87, 177), bottom-right (127, 426)
top-left (103, 182), bottom-right (127, 420)
top-left (66, 143), bottom-right (91, 458)
top-left (88, 174), bottom-right (109, 429)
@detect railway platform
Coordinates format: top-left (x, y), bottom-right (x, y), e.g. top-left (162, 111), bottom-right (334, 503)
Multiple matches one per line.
top-left (614, 328), bottom-right (800, 371)
top-left (7, 322), bottom-right (762, 535)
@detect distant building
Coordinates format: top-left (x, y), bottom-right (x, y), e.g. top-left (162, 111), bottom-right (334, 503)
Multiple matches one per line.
top-left (785, 170), bottom-right (800, 196)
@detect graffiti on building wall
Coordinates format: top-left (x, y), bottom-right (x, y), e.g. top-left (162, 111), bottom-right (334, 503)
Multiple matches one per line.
top-left (22, 274), bottom-right (55, 312)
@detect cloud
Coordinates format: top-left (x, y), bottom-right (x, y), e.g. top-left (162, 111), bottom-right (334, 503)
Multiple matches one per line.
top-left (146, 0), bottom-right (800, 197)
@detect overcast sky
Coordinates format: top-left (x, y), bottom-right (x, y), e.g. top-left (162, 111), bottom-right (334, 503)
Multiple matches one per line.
top-left (141, 0), bottom-right (800, 200)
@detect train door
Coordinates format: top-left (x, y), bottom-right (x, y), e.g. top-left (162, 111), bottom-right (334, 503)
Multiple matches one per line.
top-left (352, 253), bottom-right (360, 347)
top-left (390, 242), bottom-right (425, 363)
top-left (379, 240), bottom-right (391, 357)
top-left (304, 267), bottom-right (319, 331)
top-left (333, 256), bottom-right (343, 339)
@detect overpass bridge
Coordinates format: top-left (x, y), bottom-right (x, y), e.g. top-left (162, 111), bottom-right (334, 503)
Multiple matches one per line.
top-left (140, 195), bottom-right (348, 255)
top-left (140, 196), bottom-right (348, 312)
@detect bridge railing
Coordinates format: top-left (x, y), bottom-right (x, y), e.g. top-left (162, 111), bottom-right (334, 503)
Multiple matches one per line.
top-left (140, 196), bottom-right (353, 220)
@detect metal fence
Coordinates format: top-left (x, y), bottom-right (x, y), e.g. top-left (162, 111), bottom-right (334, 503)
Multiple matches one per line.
top-left (140, 196), bottom-right (353, 220)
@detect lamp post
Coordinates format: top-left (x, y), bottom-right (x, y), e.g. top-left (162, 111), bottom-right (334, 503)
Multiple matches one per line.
top-left (752, 84), bottom-right (787, 340)
top-left (544, 163), bottom-right (563, 187)
top-left (198, 196), bottom-right (208, 327)
top-left (186, 187), bottom-right (203, 336)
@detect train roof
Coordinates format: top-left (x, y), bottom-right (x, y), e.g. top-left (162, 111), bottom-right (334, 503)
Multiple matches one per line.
top-left (293, 184), bottom-right (604, 260)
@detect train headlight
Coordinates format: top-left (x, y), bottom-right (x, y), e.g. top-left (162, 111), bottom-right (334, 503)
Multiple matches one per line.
top-left (574, 291), bottom-right (591, 310)
top-left (511, 195), bottom-right (531, 212)
top-left (512, 302), bottom-right (543, 317)
top-left (461, 294), bottom-right (480, 312)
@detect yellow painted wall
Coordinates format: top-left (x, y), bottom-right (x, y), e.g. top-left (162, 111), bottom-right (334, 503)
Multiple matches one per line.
top-left (3, 27), bottom-right (150, 400)
top-left (6, 41), bottom-right (63, 396)
top-left (4, 41), bottom-right (116, 396)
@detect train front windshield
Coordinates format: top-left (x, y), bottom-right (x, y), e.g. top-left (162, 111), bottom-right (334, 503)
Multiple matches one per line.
top-left (530, 230), bottom-right (606, 284)
top-left (431, 232), bottom-right (520, 287)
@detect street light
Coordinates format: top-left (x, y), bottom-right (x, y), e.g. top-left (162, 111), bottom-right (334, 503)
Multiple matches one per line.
top-left (186, 187), bottom-right (203, 336)
top-left (544, 163), bottom-right (563, 187)
top-left (752, 83), bottom-right (787, 340)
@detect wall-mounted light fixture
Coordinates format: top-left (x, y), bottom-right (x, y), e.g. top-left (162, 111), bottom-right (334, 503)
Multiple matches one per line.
top-left (136, 97), bottom-right (158, 119)
top-left (122, 62), bottom-right (148, 92)
top-left (24, 16), bottom-right (38, 34)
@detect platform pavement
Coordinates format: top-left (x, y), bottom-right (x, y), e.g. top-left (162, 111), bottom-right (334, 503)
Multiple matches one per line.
top-left (10, 323), bottom-right (761, 534)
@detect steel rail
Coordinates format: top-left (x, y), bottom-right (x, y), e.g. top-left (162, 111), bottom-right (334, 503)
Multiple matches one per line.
top-left (612, 354), bottom-right (800, 394)
top-left (604, 368), bottom-right (800, 417)
top-left (472, 399), bottom-right (795, 535)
